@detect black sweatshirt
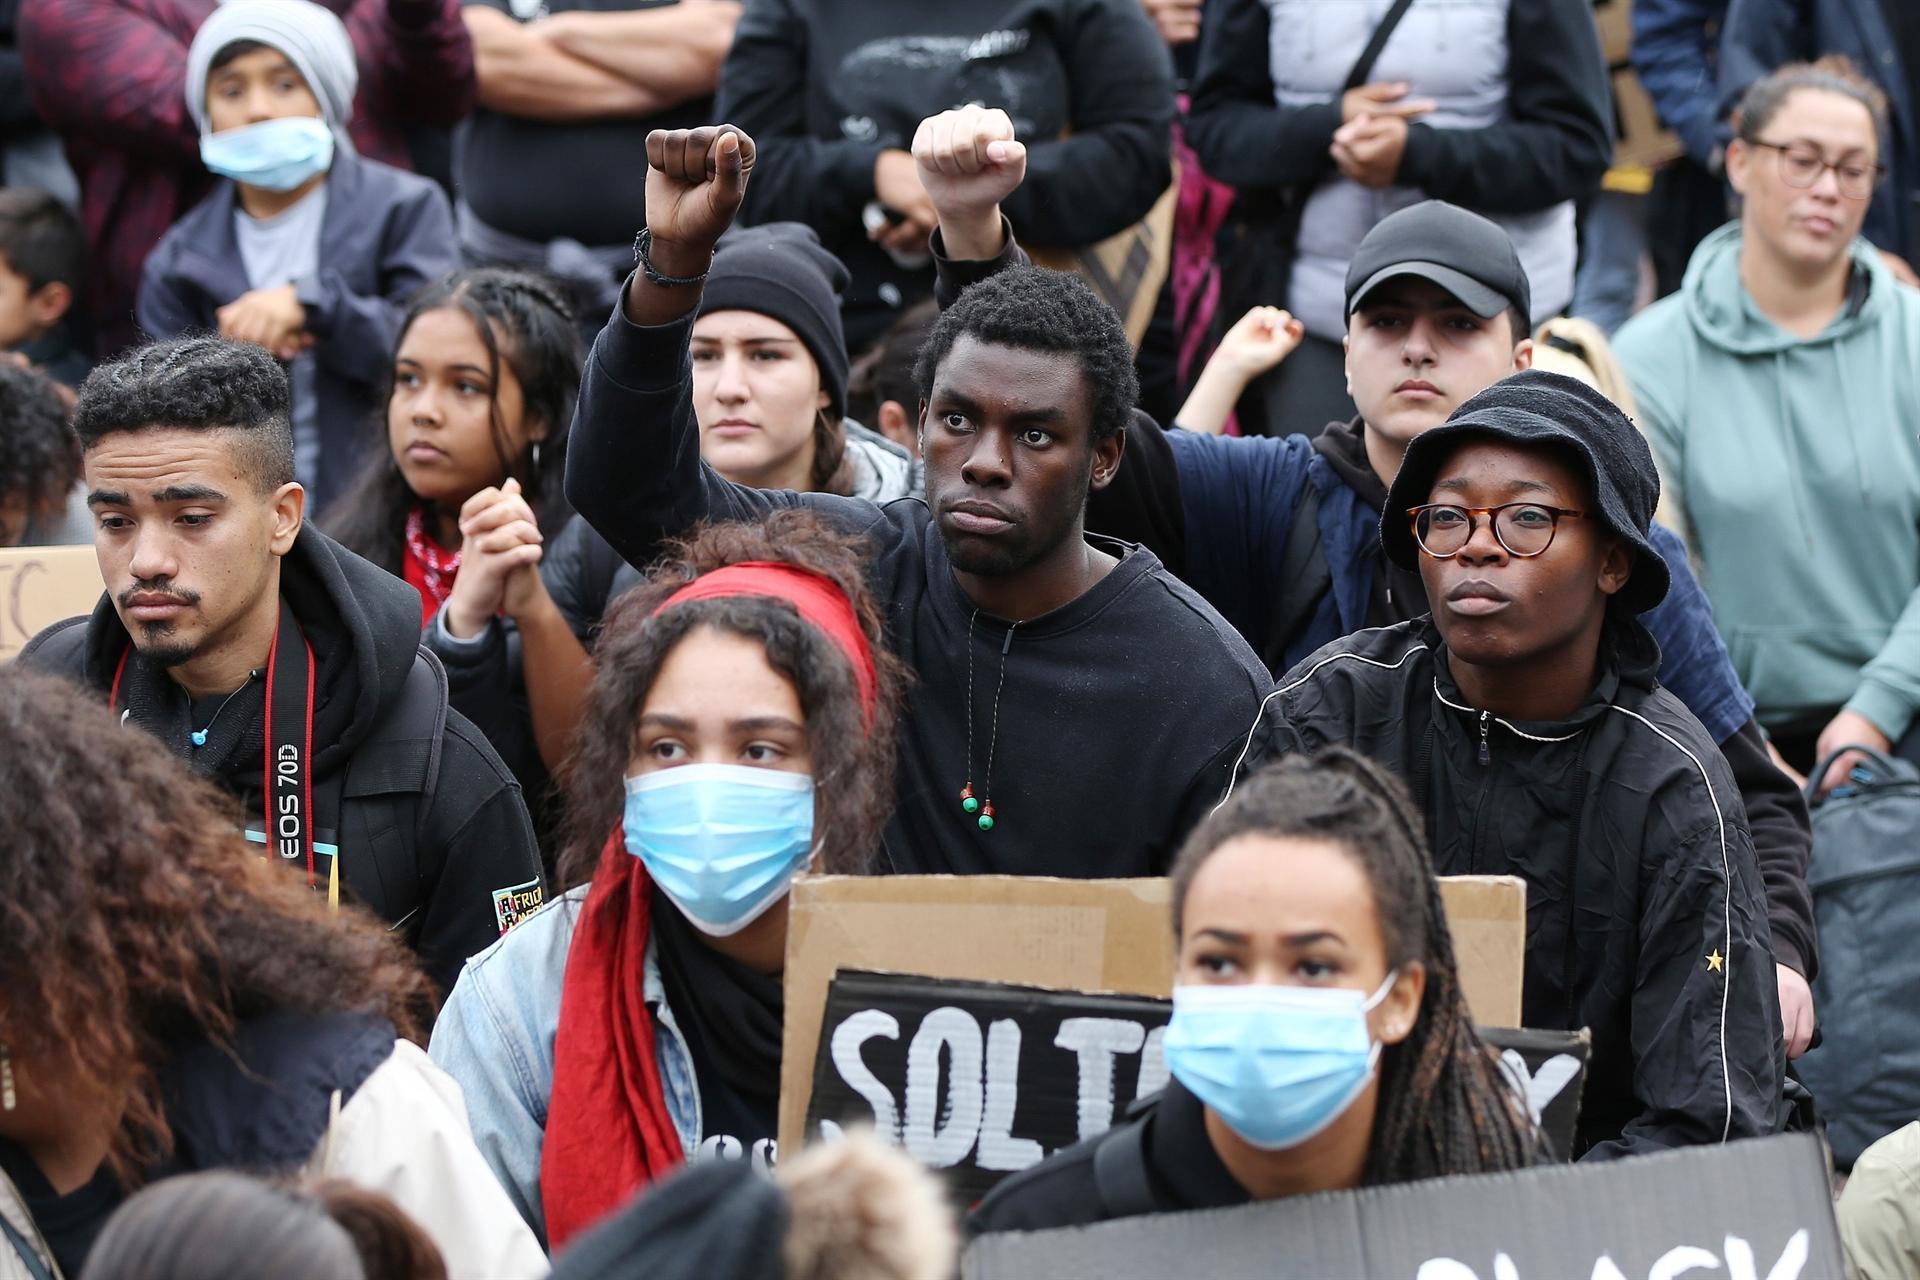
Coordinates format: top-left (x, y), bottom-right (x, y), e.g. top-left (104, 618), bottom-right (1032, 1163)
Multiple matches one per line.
top-left (714, 0), bottom-right (1174, 350)
top-left (563, 290), bottom-right (1272, 878)
top-left (1185, 0), bottom-right (1612, 214)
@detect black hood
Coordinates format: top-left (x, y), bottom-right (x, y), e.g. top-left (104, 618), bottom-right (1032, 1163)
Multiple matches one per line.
top-left (1312, 416), bottom-right (1388, 509)
top-left (82, 525), bottom-right (425, 779)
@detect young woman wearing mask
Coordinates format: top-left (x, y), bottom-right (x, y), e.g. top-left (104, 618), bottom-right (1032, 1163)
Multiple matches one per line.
top-left (428, 509), bottom-right (906, 1253)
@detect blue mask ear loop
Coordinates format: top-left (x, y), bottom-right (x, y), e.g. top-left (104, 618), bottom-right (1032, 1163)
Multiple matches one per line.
top-left (1359, 969), bottom-right (1402, 1068)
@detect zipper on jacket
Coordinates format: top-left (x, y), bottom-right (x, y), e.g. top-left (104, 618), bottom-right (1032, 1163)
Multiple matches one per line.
top-left (1477, 711), bottom-right (1490, 765)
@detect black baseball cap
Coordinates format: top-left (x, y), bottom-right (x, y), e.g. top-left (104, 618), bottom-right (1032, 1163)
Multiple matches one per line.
top-left (1344, 201), bottom-right (1531, 324)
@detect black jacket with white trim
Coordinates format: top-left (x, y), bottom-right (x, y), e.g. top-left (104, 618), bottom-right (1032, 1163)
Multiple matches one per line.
top-left (1243, 615), bottom-right (1785, 1159)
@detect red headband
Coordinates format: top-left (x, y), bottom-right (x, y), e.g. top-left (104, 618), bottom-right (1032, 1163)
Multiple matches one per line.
top-left (652, 562), bottom-right (879, 729)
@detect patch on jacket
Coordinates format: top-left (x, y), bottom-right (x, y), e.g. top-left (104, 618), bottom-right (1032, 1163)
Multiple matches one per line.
top-left (492, 878), bottom-right (544, 934)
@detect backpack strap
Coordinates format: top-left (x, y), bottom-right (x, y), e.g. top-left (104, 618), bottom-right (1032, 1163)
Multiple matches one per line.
top-left (1092, 1107), bottom-right (1158, 1220)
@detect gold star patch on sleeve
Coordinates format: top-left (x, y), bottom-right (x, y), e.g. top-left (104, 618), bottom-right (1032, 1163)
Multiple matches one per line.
top-left (1705, 950), bottom-right (1725, 973)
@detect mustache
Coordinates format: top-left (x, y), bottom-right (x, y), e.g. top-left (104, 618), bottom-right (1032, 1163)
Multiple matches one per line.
top-left (117, 579), bottom-right (202, 609)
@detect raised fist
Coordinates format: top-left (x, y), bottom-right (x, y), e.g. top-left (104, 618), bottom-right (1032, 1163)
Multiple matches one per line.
top-left (643, 125), bottom-right (757, 274)
top-left (912, 105), bottom-right (1028, 228)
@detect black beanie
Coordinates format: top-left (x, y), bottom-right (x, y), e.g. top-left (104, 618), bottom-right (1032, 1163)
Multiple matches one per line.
top-left (1380, 369), bottom-right (1672, 615)
top-left (699, 222), bottom-right (851, 419)
top-left (549, 1160), bottom-right (787, 1280)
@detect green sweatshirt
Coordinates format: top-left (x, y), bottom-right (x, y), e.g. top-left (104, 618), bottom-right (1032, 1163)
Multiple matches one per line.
top-left (1615, 223), bottom-right (1920, 739)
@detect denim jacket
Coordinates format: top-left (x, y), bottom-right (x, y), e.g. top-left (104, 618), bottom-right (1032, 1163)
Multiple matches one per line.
top-left (427, 888), bottom-right (700, 1251)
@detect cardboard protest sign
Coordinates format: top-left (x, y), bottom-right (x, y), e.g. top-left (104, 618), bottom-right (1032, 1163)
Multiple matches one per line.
top-left (962, 1132), bottom-right (1841, 1280)
top-left (0, 546), bottom-right (102, 662)
top-left (803, 972), bottom-right (1590, 1202)
top-left (778, 874), bottom-right (1525, 1155)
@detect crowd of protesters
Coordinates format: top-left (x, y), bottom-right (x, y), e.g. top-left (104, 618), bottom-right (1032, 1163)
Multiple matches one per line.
top-left (2, 0), bottom-right (1920, 1275)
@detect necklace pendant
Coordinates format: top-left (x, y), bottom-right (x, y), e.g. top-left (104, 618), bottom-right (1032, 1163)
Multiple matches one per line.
top-left (191, 729), bottom-right (208, 747)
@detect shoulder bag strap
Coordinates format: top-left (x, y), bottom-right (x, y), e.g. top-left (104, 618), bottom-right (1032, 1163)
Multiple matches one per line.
top-left (1344, 0), bottom-right (1419, 92)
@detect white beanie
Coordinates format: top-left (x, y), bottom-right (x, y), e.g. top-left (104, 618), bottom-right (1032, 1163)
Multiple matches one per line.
top-left (184, 0), bottom-right (358, 136)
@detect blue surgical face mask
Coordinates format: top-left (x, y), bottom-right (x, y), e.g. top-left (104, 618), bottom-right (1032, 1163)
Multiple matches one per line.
top-left (621, 763), bottom-right (815, 936)
top-left (1162, 973), bottom-right (1399, 1151)
top-left (200, 116), bottom-right (334, 192)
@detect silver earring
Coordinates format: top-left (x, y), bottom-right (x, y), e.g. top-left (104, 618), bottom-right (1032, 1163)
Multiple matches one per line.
top-left (2, 1046), bottom-right (15, 1112)
top-left (531, 442), bottom-right (543, 470)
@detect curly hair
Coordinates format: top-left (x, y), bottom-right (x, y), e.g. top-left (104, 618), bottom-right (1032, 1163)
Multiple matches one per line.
top-left (556, 509), bottom-right (905, 888)
top-left (913, 265), bottom-right (1137, 443)
top-left (1169, 746), bottom-right (1542, 1184)
top-left (0, 668), bottom-right (432, 1180)
top-left (0, 361), bottom-right (80, 528)
top-left (325, 268), bottom-right (580, 571)
top-left (72, 336), bottom-right (293, 495)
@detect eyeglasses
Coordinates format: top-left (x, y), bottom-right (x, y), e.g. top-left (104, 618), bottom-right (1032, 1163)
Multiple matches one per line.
top-left (1746, 140), bottom-right (1885, 200)
top-left (1407, 502), bottom-right (1586, 559)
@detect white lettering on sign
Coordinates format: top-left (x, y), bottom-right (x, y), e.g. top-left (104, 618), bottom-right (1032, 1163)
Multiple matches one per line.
top-left (977, 1020), bottom-right (1044, 1171)
top-left (829, 1010), bottom-right (901, 1139)
top-left (903, 1007), bottom-right (982, 1168)
top-left (1413, 1232), bottom-right (1810, 1280)
top-left (825, 1005), bottom-right (1162, 1170)
top-left (1497, 1049), bottom-right (1585, 1124)
top-left (1054, 1017), bottom-right (1145, 1142)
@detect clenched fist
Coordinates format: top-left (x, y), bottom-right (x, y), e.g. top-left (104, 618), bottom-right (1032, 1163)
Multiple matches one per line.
top-left (912, 106), bottom-right (1028, 260)
top-left (643, 125), bottom-right (757, 275)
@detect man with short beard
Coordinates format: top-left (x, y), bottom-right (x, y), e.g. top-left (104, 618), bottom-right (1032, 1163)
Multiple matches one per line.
top-left (564, 121), bottom-right (1271, 878)
top-left (21, 336), bottom-right (545, 995)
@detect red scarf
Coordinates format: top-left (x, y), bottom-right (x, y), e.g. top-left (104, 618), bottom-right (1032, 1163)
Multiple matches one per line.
top-left (402, 508), bottom-right (461, 627)
top-left (541, 829), bottom-right (685, 1249)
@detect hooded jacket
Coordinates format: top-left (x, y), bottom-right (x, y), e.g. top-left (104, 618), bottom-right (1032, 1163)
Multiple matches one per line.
top-left (19, 526), bottom-right (545, 994)
top-left (0, 1013), bottom-right (547, 1280)
top-left (1614, 224), bottom-right (1920, 740)
top-left (1246, 616), bottom-right (1784, 1158)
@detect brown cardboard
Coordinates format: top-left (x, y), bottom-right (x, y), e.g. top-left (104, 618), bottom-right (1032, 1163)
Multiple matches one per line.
top-left (778, 873), bottom-right (1525, 1153)
top-left (1613, 68), bottom-right (1686, 171)
top-left (0, 545), bottom-right (102, 663)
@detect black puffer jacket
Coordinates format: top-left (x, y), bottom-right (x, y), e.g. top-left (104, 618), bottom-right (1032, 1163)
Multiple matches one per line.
top-left (1246, 615), bottom-right (1785, 1159)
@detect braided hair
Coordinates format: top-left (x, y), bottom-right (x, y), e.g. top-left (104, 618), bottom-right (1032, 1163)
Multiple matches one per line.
top-left (1169, 746), bottom-right (1544, 1183)
top-left (324, 267), bottom-right (580, 573)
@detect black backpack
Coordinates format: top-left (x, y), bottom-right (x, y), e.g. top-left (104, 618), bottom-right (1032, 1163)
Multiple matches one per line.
top-left (1792, 746), bottom-right (1920, 1167)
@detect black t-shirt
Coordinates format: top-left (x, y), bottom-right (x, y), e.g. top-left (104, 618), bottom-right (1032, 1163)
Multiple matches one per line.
top-left (650, 898), bottom-right (783, 1167)
top-left (0, 1142), bottom-right (122, 1278)
top-left (456, 0), bottom-right (714, 246)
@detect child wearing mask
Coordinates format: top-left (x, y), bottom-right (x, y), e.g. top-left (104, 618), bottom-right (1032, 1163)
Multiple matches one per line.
top-left (136, 0), bottom-right (456, 514)
top-left (971, 747), bottom-right (1543, 1233)
top-left (429, 509), bottom-right (907, 1252)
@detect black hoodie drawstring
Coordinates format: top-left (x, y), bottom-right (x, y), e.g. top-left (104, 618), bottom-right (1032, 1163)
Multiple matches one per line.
top-left (1560, 732), bottom-right (1592, 1028)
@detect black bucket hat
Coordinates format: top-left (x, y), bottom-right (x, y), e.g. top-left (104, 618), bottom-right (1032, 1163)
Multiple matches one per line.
top-left (1379, 369), bottom-right (1671, 615)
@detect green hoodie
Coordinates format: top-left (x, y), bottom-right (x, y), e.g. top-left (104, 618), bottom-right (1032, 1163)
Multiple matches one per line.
top-left (1614, 223), bottom-right (1920, 739)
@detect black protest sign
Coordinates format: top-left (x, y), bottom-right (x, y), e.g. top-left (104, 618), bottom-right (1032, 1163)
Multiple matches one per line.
top-left (962, 1132), bottom-right (1840, 1280)
top-left (804, 972), bottom-right (1591, 1203)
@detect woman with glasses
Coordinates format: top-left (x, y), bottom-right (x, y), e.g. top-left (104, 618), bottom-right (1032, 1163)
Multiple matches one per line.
top-left (1229, 369), bottom-right (1787, 1160)
top-left (1616, 57), bottom-right (1920, 797)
